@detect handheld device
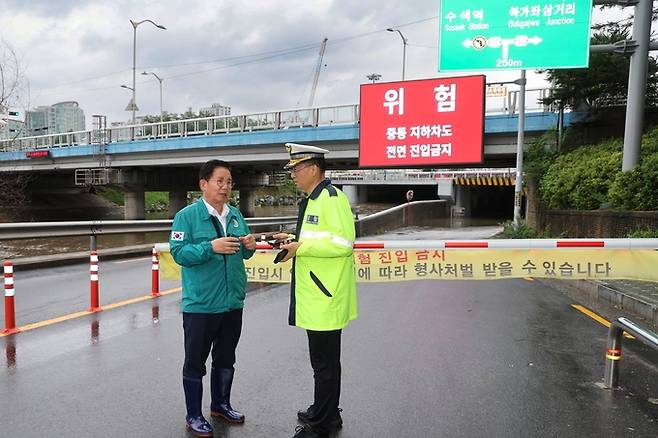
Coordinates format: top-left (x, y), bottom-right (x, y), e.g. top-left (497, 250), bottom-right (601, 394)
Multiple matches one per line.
top-left (270, 237), bottom-right (294, 263)
top-left (273, 249), bottom-right (289, 264)
top-left (267, 237), bottom-right (295, 248)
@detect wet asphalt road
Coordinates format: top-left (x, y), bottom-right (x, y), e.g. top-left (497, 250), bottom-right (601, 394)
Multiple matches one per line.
top-left (0, 256), bottom-right (181, 327)
top-left (1, 275), bottom-right (658, 437)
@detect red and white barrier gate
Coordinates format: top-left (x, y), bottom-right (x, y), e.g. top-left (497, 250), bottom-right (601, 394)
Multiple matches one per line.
top-left (151, 247), bottom-right (160, 297)
top-left (254, 238), bottom-right (658, 251)
top-left (89, 251), bottom-right (101, 312)
top-left (3, 261), bottom-right (20, 334)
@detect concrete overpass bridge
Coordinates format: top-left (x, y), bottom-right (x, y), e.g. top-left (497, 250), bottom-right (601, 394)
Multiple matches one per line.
top-left (0, 89), bottom-right (582, 219)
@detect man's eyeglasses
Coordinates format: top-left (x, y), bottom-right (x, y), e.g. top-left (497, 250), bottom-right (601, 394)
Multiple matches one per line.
top-left (207, 178), bottom-right (235, 188)
top-left (289, 163), bottom-right (315, 174)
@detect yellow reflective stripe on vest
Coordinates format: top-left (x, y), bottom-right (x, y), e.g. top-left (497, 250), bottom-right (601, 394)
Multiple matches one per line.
top-left (299, 230), bottom-right (353, 248)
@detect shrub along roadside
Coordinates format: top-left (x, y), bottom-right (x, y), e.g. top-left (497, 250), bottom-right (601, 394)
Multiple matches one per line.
top-left (627, 228), bottom-right (658, 238)
top-left (532, 126), bottom-right (658, 211)
top-left (538, 139), bottom-right (622, 210)
top-left (494, 220), bottom-right (546, 239)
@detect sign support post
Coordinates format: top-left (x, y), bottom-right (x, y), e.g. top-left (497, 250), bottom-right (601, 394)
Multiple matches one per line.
top-left (622, 0), bottom-right (652, 171)
top-left (513, 70), bottom-right (526, 228)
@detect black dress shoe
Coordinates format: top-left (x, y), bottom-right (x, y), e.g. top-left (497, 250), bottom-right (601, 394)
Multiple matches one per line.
top-left (292, 424), bottom-right (328, 438)
top-left (297, 407), bottom-right (342, 430)
top-left (297, 406), bottom-right (314, 423)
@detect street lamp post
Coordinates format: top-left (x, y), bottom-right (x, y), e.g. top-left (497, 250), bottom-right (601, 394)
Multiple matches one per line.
top-left (386, 28), bottom-right (407, 81)
top-left (129, 19), bottom-right (166, 125)
top-left (141, 71), bottom-right (164, 123)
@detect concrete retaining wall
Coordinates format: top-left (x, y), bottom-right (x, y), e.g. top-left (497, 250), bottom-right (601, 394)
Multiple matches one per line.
top-left (526, 184), bottom-right (658, 238)
top-left (355, 200), bottom-right (449, 237)
top-left (536, 210), bottom-right (658, 238)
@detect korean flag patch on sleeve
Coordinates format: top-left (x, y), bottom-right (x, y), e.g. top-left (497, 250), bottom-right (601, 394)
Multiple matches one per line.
top-left (171, 231), bottom-right (185, 241)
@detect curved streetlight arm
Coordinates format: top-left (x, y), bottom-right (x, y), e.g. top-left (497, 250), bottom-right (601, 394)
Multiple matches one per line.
top-left (141, 72), bottom-right (164, 123)
top-left (387, 28), bottom-right (408, 44)
top-left (387, 28), bottom-right (407, 80)
top-left (141, 71), bottom-right (163, 82)
top-left (130, 19), bottom-right (166, 30)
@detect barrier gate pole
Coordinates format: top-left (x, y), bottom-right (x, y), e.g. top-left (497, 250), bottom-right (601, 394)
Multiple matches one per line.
top-left (3, 261), bottom-right (20, 334)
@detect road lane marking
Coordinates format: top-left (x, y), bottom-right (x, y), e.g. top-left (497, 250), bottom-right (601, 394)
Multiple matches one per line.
top-left (571, 304), bottom-right (634, 339)
top-left (0, 287), bottom-right (182, 337)
top-left (8, 310), bottom-right (92, 334)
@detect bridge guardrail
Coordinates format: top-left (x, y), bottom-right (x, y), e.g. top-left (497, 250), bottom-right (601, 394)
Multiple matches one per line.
top-left (0, 103), bottom-right (360, 152)
top-left (1, 87), bottom-right (553, 152)
top-left (603, 317), bottom-right (658, 389)
top-left (0, 216), bottom-right (298, 240)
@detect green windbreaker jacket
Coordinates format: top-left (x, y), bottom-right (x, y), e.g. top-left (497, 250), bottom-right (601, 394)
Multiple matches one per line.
top-left (170, 199), bottom-right (254, 313)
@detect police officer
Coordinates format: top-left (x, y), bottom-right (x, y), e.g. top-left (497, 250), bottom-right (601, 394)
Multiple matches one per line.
top-left (170, 159), bottom-right (257, 437)
top-left (274, 143), bottom-right (358, 438)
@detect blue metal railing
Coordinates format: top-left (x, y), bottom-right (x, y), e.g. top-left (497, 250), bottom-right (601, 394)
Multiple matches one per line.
top-left (1, 87), bottom-right (554, 152)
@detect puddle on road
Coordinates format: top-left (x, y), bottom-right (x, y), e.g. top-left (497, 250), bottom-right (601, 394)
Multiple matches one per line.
top-left (0, 283), bottom-right (279, 373)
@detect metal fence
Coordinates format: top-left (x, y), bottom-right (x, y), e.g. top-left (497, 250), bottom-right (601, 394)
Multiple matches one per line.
top-left (1, 88), bottom-right (552, 152)
top-left (0, 217), bottom-right (297, 240)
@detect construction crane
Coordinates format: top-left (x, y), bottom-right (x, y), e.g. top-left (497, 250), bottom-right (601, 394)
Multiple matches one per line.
top-left (307, 37), bottom-right (328, 107)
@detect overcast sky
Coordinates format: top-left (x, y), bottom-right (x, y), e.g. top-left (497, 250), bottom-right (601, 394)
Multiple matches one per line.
top-left (0, 1), bottom-right (626, 126)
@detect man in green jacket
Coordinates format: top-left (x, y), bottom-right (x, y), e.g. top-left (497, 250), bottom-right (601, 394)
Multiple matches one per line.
top-left (274, 143), bottom-right (358, 438)
top-left (170, 159), bottom-right (256, 437)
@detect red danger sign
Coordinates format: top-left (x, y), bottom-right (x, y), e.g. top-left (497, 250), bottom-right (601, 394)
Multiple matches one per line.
top-left (359, 75), bottom-right (485, 167)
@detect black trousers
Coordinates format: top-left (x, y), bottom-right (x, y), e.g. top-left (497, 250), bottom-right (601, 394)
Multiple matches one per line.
top-left (182, 310), bottom-right (243, 378)
top-left (306, 329), bottom-right (342, 432)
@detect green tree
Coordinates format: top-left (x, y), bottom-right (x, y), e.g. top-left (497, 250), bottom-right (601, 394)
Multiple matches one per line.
top-left (540, 29), bottom-right (658, 111)
top-left (592, 5), bottom-right (658, 34)
top-left (0, 41), bottom-right (32, 208)
top-left (142, 112), bottom-right (181, 124)
top-left (524, 135), bottom-right (557, 185)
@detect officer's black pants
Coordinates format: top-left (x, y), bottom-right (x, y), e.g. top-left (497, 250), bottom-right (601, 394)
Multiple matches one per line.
top-left (182, 309), bottom-right (243, 378)
top-left (307, 329), bottom-right (342, 431)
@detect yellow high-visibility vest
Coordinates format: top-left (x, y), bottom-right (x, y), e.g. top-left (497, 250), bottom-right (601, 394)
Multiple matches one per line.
top-left (290, 179), bottom-right (358, 331)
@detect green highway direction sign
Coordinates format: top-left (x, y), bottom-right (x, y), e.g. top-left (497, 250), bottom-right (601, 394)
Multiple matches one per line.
top-left (438, 0), bottom-right (593, 71)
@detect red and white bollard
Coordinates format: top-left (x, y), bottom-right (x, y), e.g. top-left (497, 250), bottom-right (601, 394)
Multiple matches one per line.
top-left (89, 251), bottom-right (101, 312)
top-left (151, 247), bottom-right (160, 297)
top-left (3, 261), bottom-right (20, 334)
